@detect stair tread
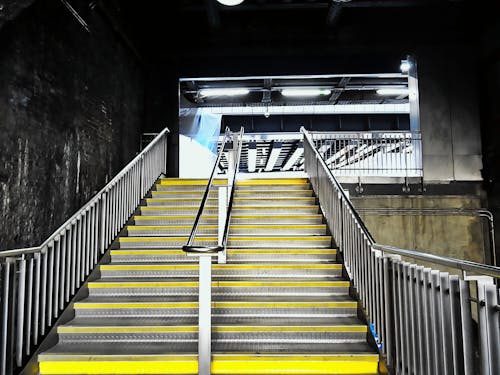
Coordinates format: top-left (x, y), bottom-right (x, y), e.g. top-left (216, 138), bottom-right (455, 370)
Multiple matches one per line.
top-left (40, 341), bottom-right (376, 356)
top-left (89, 277), bottom-right (347, 283)
top-left (76, 295), bottom-right (357, 303)
top-left (61, 316), bottom-right (364, 327)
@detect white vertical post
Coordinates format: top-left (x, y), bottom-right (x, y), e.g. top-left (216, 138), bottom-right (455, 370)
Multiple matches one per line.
top-left (198, 254), bottom-right (213, 375)
top-left (218, 186), bottom-right (227, 264)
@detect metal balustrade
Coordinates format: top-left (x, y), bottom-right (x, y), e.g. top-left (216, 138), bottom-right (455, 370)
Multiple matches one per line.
top-left (311, 131), bottom-right (423, 177)
top-left (303, 127), bottom-right (499, 375)
top-left (0, 128), bottom-right (169, 375)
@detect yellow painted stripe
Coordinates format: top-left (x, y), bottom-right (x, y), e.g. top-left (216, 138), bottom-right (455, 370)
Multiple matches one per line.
top-left (134, 215), bottom-right (208, 220)
top-left (39, 354), bottom-right (378, 375)
top-left (118, 236), bottom-right (330, 242)
top-left (140, 205), bottom-right (318, 210)
top-left (109, 249), bottom-right (337, 255)
top-left (146, 198), bottom-right (214, 202)
top-left (233, 197), bottom-right (314, 201)
top-left (87, 281), bottom-right (349, 288)
top-left (127, 224), bottom-right (325, 230)
top-left (237, 178), bottom-right (308, 185)
top-left (159, 179), bottom-right (226, 186)
top-left (134, 214), bottom-right (322, 220)
top-left (236, 189), bottom-right (313, 193)
top-left (58, 325), bottom-right (367, 334)
top-left (73, 301), bottom-right (357, 309)
top-left (100, 264), bottom-right (341, 270)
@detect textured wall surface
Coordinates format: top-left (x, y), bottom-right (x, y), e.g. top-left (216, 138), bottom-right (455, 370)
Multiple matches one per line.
top-left (351, 195), bottom-right (487, 268)
top-left (0, 1), bottom-right (144, 250)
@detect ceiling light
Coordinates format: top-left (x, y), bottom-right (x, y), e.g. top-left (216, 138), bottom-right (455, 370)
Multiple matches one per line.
top-left (376, 88), bottom-right (409, 96)
top-left (217, 0), bottom-right (245, 6)
top-left (400, 60), bottom-right (411, 73)
top-left (281, 89), bottom-right (331, 97)
top-left (199, 88), bottom-right (250, 97)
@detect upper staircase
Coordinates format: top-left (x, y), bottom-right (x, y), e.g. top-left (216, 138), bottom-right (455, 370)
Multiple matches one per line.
top-left (37, 177), bottom-right (380, 375)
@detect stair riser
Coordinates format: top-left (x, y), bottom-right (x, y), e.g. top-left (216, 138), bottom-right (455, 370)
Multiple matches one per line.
top-left (88, 286), bottom-right (349, 297)
top-left (140, 207), bottom-right (319, 215)
top-left (74, 307), bottom-right (357, 318)
top-left (154, 184), bottom-right (311, 192)
top-left (134, 217), bottom-right (323, 225)
top-left (150, 191), bottom-right (314, 198)
top-left (118, 238), bottom-right (332, 248)
top-left (110, 253), bottom-right (337, 263)
top-left (144, 200), bottom-right (316, 207)
top-left (99, 268), bottom-right (342, 278)
top-left (126, 228), bottom-right (327, 236)
top-left (58, 331), bottom-right (366, 344)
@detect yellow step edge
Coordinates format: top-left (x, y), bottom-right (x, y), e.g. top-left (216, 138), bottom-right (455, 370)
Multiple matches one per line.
top-left (57, 325), bottom-right (367, 334)
top-left (110, 249), bottom-right (337, 255)
top-left (237, 179), bottom-right (309, 185)
top-left (118, 236), bottom-right (331, 242)
top-left (158, 179), bottom-right (226, 186)
top-left (88, 281), bottom-right (349, 288)
top-left (236, 189), bottom-right (313, 193)
top-left (140, 205), bottom-right (319, 210)
top-left (38, 354), bottom-right (378, 375)
top-left (74, 301), bottom-right (357, 309)
top-left (233, 197), bottom-right (314, 201)
top-left (100, 264), bottom-right (342, 270)
top-left (146, 198), bottom-right (214, 202)
top-left (126, 224), bottom-right (326, 230)
top-left (134, 214), bottom-right (322, 220)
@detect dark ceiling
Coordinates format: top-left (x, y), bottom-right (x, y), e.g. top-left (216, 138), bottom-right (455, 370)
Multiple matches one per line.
top-left (112, 0), bottom-right (496, 66)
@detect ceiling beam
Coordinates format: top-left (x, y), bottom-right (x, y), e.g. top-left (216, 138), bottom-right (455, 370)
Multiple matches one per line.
top-left (282, 144), bottom-right (304, 171)
top-left (265, 142), bottom-right (282, 172)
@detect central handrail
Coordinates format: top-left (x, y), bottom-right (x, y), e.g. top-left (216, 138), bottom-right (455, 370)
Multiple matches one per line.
top-left (221, 127), bottom-right (244, 249)
top-left (183, 127), bottom-right (231, 253)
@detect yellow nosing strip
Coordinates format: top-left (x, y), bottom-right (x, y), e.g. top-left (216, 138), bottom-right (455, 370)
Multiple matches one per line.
top-left (100, 264), bottom-right (341, 270)
top-left (58, 325), bottom-right (367, 334)
top-left (158, 179), bottom-right (226, 186)
top-left (87, 281), bottom-right (350, 288)
top-left (118, 236), bottom-right (330, 242)
top-left (39, 354), bottom-right (379, 375)
top-left (237, 178), bottom-right (308, 185)
top-left (109, 249), bottom-right (337, 255)
top-left (74, 301), bottom-right (357, 309)
top-left (126, 225), bottom-right (325, 230)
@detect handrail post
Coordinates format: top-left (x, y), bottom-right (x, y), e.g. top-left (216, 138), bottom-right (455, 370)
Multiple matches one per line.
top-left (197, 253), bottom-right (216, 375)
top-left (218, 186), bottom-right (228, 264)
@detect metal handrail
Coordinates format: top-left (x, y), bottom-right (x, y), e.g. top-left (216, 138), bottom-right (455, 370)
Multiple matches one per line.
top-left (302, 127), bottom-right (500, 278)
top-left (0, 127), bottom-right (170, 258)
top-left (372, 244), bottom-right (500, 279)
top-left (302, 127), bottom-right (500, 375)
top-left (221, 127), bottom-right (244, 248)
top-left (301, 127), bottom-right (375, 244)
top-left (183, 128), bottom-right (231, 253)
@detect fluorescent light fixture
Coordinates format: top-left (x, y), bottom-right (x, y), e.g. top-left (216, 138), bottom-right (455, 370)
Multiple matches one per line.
top-left (281, 88), bottom-right (331, 97)
top-left (376, 88), bottom-right (409, 96)
top-left (217, 0), bottom-right (245, 6)
top-left (400, 60), bottom-right (411, 73)
top-left (199, 88), bottom-right (250, 97)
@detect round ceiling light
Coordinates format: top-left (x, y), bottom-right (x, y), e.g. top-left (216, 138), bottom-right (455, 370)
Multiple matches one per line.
top-left (217, 0), bottom-right (245, 6)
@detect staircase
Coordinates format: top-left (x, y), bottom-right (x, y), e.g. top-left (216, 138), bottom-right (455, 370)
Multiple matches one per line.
top-left (37, 178), bottom-right (379, 374)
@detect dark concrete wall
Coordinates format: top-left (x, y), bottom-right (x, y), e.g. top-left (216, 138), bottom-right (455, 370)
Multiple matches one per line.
top-left (0, 1), bottom-right (145, 250)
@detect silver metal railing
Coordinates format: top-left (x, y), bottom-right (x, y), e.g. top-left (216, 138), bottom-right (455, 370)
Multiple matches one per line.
top-left (0, 127), bottom-right (170, 375)
top-left (312, 131), bottom-right (423, 177)
top-left (182, 127), bottom-right (244, 375)
top-left (302, 127), bottom-right (500, 375)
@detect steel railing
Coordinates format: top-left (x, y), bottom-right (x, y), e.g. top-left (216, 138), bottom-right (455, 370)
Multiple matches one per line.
top-left (0, 127), bottom-right (169, 375)
top-left (312, 131), bottom-right (423, 177)
top-left (302, 127), bottom-right (499, 375)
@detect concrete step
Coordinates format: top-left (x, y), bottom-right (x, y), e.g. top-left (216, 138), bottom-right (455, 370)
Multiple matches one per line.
top-left (117, 235), bottom-right (332, 248)
top-left (150, 189), bottom-right (314, 198)
top-left (144, 197), bottom-right (316, 207)
top-left (139, 205), bottom-right (320, 215)
top-left (132, 214), bottom-right (324, 225)
top-left (109, 248), bottom-right (338, 263)
top-left (98, 263), bottom-right (343, 278)
top-left (125, 224), bottom-right (328, 236)
top-left (39, 348), bottom-right (378, 374)
top-left (87, 279), bottom-right (350, 297)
